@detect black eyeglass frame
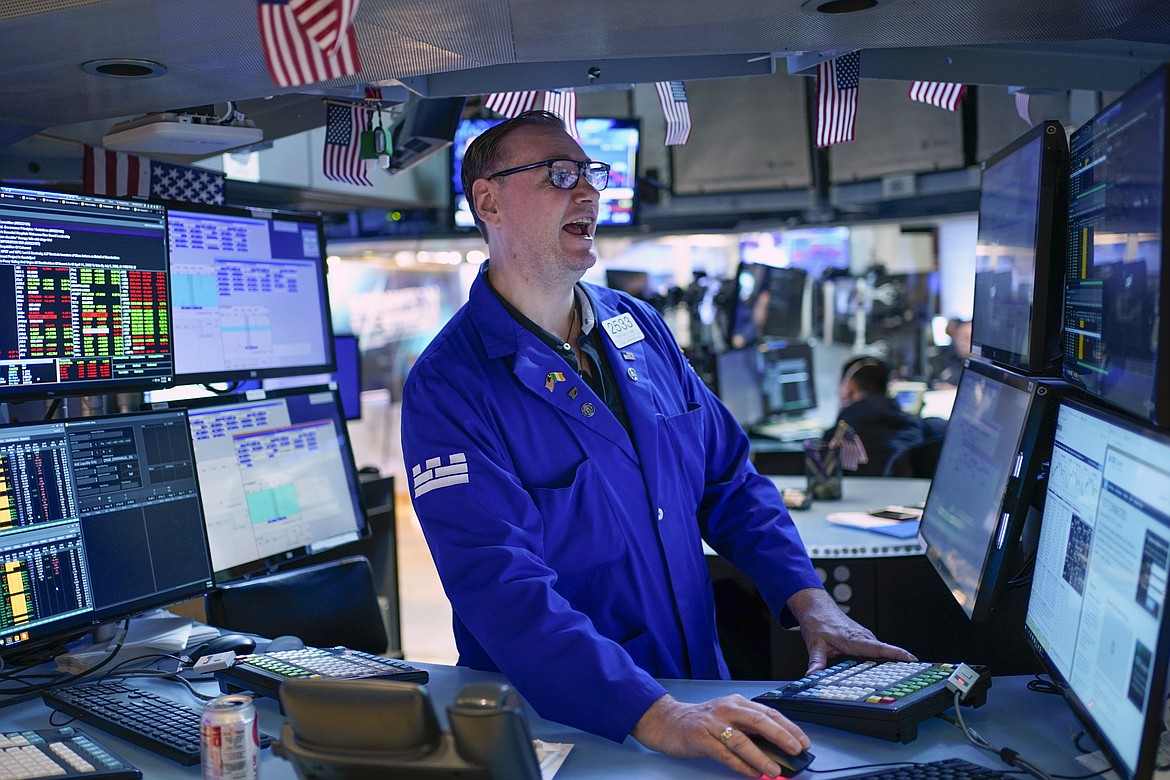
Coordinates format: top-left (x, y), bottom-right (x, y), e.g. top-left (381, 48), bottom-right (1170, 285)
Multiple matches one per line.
top-left (485, 158), bottom-right (611, 190)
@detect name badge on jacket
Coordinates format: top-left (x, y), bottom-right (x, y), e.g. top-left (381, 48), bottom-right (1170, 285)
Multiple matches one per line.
top-left (600, 313), bottom-right (645, 349)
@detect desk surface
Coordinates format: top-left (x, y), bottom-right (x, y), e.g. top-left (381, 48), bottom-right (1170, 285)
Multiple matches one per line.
top-left (768, 476), bottom-right (932, 558)
top-left (2, 663), bottom-right (1092, 779)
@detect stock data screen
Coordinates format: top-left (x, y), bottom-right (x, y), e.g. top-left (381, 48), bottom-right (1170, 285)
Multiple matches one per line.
top-left (0, 410), bottom-right (212, 650)
top-left (0, 186), bottom-right (173, 397)
top-left (167, 205), bottom-right (334, 384)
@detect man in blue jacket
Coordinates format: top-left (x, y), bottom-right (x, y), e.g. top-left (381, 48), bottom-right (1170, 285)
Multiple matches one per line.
top-left (401, 110), bottom-right (914, 778)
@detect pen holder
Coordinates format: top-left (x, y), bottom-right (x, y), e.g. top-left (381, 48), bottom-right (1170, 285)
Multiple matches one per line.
top-left (805, 443), bottom-right (843, 501)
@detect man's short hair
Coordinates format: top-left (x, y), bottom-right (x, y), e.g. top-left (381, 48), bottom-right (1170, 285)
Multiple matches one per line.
top-left (841, 356), bottom-right (891, 397)
top-left (462, 110), bottom-right (571, 236)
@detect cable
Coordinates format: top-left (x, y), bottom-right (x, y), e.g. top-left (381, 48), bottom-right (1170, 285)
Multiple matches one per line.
top-left (0, 618), bottom-right (133, 709)
top-left (951, 690), bottom-right (1057, 780)
top-left (1025, 675), bottom-right (1064, 695)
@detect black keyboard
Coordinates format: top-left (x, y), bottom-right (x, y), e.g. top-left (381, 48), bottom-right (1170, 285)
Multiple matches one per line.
top-left (42, 679), bottom-right (274, 766)
top-left (214, 646), bottom-right (429, 700)
top-left (832, 757), bottom-right (1009, 780)
top-left (0, 727), bottom-right (141, 779)
top-left (752, 660), bottom-right (990, 743)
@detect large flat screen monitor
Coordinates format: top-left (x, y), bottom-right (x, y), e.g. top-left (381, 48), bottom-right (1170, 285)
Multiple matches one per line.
top-left (759, 340), bottom-right (817, 418)
top-left (158, 386), bottom-right (367, 584)
top-left (730, 263), bottom-right (810, 346)
top-left (452, 117), bottom-right (640, 230)
top-left (972, 120), bottom-right (1069, 375)
top-left (918, 359), bottom-right (1067, 621)
top-left (1062, 66), bottom-right (1170, 426)
top-left (261, 333), bottom-right (362, 420)
top-left (165, 202), bottom-right (335, 385)
top-left (1025, 398), bottom-right (1170, 780)
top-left (0, 409), bottom-right (212, 655)
top-left (0, 186), bottom-right (174, 399)
top-left (714, 347), bottom-right (765, 428)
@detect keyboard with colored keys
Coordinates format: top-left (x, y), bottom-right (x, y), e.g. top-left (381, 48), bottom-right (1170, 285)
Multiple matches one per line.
top-left (752, 660), bottom-right (990, 743)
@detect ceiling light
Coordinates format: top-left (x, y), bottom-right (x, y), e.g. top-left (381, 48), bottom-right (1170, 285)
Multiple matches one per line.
top-left (81, 59), bottom-right (168, 79)
top-left (800, 0), bottom-right (891, 14)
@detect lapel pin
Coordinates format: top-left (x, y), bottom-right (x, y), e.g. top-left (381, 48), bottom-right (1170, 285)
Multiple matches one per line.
top-left (545, 371), bottom-right (565, 392)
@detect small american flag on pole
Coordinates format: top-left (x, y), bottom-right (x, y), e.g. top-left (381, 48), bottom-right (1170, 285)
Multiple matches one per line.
top-left (655, 81), bottom-right (692, 146)
top-left (483, 91), bottom-right (540, 118)
top-left (815, 51), bottom-right (860, 148)
top-left (908, 81), bottom-right (966, 111)
top-left (543, 89), bottom-right (579, 140)
top-left (323, 102), bottom-right (372, 186)
top-left (257, 0), bottom-right (361, 88)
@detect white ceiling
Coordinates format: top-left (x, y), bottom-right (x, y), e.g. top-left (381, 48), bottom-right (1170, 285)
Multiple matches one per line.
top-left (2, 0), bottom-right (1169, 142)
top-left (1, 0), bottom-right (1168, 214)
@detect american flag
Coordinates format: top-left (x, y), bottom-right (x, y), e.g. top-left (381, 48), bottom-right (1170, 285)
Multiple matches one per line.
top-left (543, 89), bottom-right (579, 140)
top-left (323, 102), bottom-right (372, 186)
top-left (257, 0), bottom-right (361, 88)
top-left (815, 51), bottom-right (860, 148)
top-left (483, 91), bottom-right (540, 118)
top-left (83, 145), bottom-right (225, 204)
top-left (1014, 91), bottom-right (1033, 127)
top-left (908, 81), bottom-right (966, 111)
top-left (655, 81), bottom-right (692, 146)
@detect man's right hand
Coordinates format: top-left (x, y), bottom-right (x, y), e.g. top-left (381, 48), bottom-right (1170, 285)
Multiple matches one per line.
top-left (630, 692), bottom-right (811, 778)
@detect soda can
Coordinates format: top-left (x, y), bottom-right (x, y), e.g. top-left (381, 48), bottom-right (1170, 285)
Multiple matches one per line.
top-left (201, 694), bottom-right (260, 780)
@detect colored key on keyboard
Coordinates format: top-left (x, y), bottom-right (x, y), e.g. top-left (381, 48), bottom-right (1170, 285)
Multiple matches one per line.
top-left (753, 659), bottom-right (990, 743)
top-left (0, 728), bottom-right (141, 779)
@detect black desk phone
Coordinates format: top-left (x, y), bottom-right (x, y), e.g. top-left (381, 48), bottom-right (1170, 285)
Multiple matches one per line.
top-left (273, 678), bottom-right (542, 779)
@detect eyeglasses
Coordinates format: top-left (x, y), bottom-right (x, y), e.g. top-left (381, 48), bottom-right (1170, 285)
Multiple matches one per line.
top-left (486, 158), bottom-right (610, 191)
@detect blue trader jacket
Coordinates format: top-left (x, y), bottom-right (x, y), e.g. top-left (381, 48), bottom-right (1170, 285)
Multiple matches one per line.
top-left (400, 269), bottom-right (823, 743)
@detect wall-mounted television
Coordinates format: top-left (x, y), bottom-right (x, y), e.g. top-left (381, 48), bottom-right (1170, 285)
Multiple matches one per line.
top-left (452, 117), bottom-right (640, 231)
top-left (971, 120), bottom-right (1069, 375)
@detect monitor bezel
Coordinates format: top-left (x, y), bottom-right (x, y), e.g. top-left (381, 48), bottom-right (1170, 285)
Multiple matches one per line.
top-left (971, 119), bottom-right (1069, 375)
top-left (0, 185), bottom-right (176, 401)
top-left (0, 407), bottom-right (214, 657)
top-left (150, 384), bottom-right (370, 584)
top-left (918, 358), bottom-right (1067, 622)
top-left (1024, 396), bottom-right (1170, 780)
top-left (161, 200), bottom-right (337, 387)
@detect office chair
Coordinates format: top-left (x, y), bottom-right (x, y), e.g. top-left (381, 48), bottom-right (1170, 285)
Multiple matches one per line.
top-left (886, 438), bottom-right (945, 479)
top-left (205, 555), bottom-right (389, 655)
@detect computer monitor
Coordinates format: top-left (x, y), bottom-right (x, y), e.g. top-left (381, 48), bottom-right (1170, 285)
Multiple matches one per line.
top-left (731, 262), bottom-right (810, 345)
top-left (452, 117), bottom-right (640, 230)
top-left (715, 348), bottom-right (765, 428)
top-left (165, 202), bottom-right (335, 386)
top-left (332, 334), bottom-right (361, 421)
top-left (0, 409), bottom-right (213, 655)
top-left (971, 120), bottom-right (1069, 375)
top-left (159, 386), bottom-right (367, 584)
top-left (1062, 66), bottom-right (1170, 426)
top-left (605, 269), bottom-right (651, 300)
top-left (1025, 398), bottom-right (1170, 780)
top-left (0, 185), bottom-right (174, 399)
top-left (759, 341), bottom-right (816, 418)
top-left (918, 359), bottom-right (1067, 621)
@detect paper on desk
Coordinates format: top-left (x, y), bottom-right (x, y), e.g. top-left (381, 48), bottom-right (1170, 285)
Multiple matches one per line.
top-left (535, 740), bottom-right (573, 779)
top-left (825, 513), bottom-right (921, 539)
top-left (55, 617), bottom-right (194, 673)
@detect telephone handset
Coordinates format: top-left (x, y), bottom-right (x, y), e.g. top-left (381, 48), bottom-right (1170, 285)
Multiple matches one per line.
top-left (272, 678), bottom-right (542, 779)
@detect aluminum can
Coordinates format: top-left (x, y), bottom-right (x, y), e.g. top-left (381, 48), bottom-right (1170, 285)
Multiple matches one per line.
top-left (200, 694), bottom-right (260, 780)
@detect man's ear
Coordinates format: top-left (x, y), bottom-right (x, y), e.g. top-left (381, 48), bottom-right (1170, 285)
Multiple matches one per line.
top-left (472, 178), bottom-right (502, 230)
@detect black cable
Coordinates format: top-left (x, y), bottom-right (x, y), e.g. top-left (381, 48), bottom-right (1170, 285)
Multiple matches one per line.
top-left (0, 618), bottom-right (132, 708)
top-left (1025, 675), bottom-right (1064, 695)
top-left (43, 398), bottom-right (62, 421)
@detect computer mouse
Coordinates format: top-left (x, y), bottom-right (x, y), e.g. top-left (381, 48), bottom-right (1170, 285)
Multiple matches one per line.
top-left (189, 633), bottom-right (257, 661)
top-left (263, 634), bottom-right (306, 653)
top-left (749, 735), bottom-right (814, 778)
